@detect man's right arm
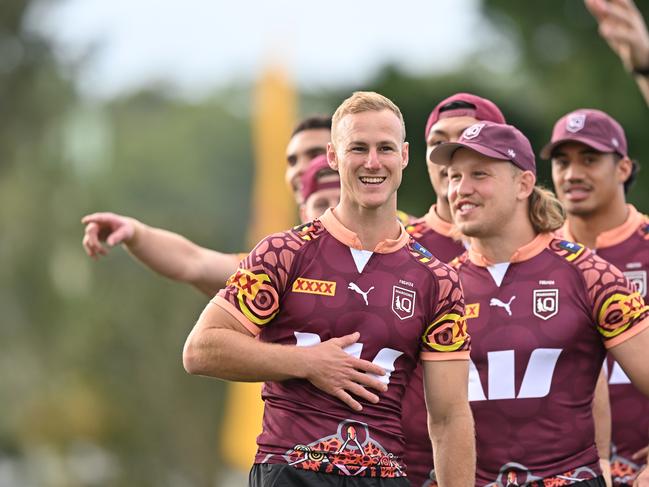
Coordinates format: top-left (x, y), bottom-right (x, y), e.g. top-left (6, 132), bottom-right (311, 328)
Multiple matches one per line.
top-left (182, 301), bottom-right (388, 412)
top-left (82, 212), bottom-right (239, 296)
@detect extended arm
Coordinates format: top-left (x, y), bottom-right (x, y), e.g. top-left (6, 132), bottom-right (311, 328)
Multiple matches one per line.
top-left (585, 0), bottom-right (649, 106)
top-left (424, 360), bottom-right (475, 487)
top-left (182, 301), bottom-right (388, 411)
top-left (82, 212), bottom-right (238, 295)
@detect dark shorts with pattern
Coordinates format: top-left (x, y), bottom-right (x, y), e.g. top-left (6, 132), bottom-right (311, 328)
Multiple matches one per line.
top-left (249, 464), bottom-right (412, 487)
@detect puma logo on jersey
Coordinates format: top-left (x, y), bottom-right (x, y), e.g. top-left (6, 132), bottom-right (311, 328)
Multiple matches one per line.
top-left (490, 296), bottom-right (516, 316)
top-left (348, 282), bottom-right (375, 306)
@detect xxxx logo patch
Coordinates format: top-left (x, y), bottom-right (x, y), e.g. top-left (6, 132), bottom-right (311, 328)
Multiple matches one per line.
top-left (292, 277), bottom-right (336, 297)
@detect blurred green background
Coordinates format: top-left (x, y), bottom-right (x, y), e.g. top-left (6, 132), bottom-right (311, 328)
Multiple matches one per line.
top-left (1, 0), bottom-right (648, 485)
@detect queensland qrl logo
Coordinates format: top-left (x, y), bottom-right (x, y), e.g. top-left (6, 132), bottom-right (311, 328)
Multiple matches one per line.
top-left (533, 289), bottom-right (559, 320)
top-left (462, 123), bottom-right (485, 140)
top-left (392, 286), bottom-right (416, 320)
top-left (292, 277), bottom-right (336, 297)
top-left (624, 270), bottom-right (647, 297)
top-left (566, 113), bottom-right (586, 133)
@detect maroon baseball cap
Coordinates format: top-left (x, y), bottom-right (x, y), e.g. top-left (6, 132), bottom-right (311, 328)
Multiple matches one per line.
top-left (424, 92), bottom-right (506, 140)
top-left (429, 122), bottom-right (536, 174)
top-left (540, 108), bottom-right (628, 159)
top-left (300, 155), bottom-right (340, 203)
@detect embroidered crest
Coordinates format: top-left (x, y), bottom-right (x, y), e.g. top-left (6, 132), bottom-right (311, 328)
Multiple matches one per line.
top-left (533, 289), bottom-right (559, 320)
top-left (392, 286), bottom-right (416, 320)
top-left (624, 270), bottom-right (647, 297)
top-left (566, 113), bottom-right (586, 133)
top-left (462, 123), bottom-right (486, 140)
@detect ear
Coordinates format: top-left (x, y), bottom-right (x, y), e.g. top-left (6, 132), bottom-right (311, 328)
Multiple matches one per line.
top-left (616, 157), bottom-right (632, 184)
top-left (517, 170), bottom-right (536, 200)
top-left (327, 142), bottom-right (338, 170)
top-left (299, 204), bottom-right (307, 223)
top-left (401, 141), bottom-right (409, 169)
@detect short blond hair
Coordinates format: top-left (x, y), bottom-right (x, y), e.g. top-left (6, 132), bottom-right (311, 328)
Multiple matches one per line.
top-left (331, 91), bottom-right (406, 143)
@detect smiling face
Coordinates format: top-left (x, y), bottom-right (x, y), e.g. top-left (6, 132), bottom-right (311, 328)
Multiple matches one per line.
top-left (447, 148), bottom-right (532, 239)
top-left (551, 141), bottom-right (631, 218)
top-left (328, 109), bottom-right (408, 212)
top-left (426, 115), bottom-right (480, 203)
top-left (285, 128), bottom-right (331, 204)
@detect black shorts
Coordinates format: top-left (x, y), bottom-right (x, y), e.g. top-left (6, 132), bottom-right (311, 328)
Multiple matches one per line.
top-left (249, 464), bottom-right (412, 487)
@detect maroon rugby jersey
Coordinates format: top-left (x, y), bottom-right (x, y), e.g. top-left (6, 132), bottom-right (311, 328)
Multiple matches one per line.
top-left (562, 205), bottom-right (649, 486)
top-left (403, 204), bottom-right (467, 487)
top-left (214, 209), bottom-right (470, 478)
top-left (452, 233), bottom-right (649, 487)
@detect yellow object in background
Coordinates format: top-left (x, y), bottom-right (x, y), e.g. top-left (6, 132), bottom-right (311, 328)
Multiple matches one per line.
top-left (219, 64), bottom-right (296, 471)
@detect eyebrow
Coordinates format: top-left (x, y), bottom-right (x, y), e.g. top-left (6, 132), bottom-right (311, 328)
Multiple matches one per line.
top-left (429, 129), bottom-right (448, 139)
top-left (552, 148), bottom-right (603, 158)
top-left (287, 145), bottom-right (326, 161)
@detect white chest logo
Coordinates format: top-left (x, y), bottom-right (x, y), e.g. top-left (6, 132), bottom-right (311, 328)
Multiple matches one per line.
top-left (566, 113), bottom-right (586, 133)
top-left (533, 289), bottom-right (559, 320)
top-left (490, 296), bottom-right (516, 316)
top-left (392, 286), bottom-right (416, 320)
top-left (462, 123), bottom-right (485, 140)
top-left (348, 282), bottom-right (375, 306)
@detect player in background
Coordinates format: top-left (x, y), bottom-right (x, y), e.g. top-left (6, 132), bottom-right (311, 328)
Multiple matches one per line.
top-left (81, 116), bottom-right (332, 295)
top-left (183, 91), bottom-right (475, 487)
top-left (403, 92), bottom-right (506, 487)
top-left (431, 121), bottom-right (649, 487)
top-left (541, 108), bottom-right (649, 487)
top-left (585, 0), bottom-right (649, 106)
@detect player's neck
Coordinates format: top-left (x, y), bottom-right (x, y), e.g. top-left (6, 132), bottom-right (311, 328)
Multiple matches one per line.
top-left (434, 198), bottom-right (452, 223)
top-left (470, 213), bottom-right (537, 264)
top-left (566, 201), bottom-right (629, 249)
top-left (334, 198), bottom-right (401, 251)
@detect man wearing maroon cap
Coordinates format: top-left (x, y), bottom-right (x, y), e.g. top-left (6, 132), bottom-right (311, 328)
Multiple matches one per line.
top-left (403, 92), bottom-right (506, 487)
top-left (298, 154), bottom-right (341, 224)
top-left (407, 92), bottom-right (506, 262)
top-left (542, 108), bottom-right (649, 487)
top-left (431, 121), bottom-right (649, 487)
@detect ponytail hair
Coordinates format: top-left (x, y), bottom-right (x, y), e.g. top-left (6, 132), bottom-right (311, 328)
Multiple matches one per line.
top-left (528, 186), bottom-right (565, 233)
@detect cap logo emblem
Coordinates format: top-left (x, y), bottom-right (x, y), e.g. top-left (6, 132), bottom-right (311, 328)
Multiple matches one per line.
top-left (611, 137), bottom-right (619, 148)
top-left (507, 149), bottom-right (516, 159)
top-left (566, 113), bottom-right (586, 133)
top-left (462, 123), bottom-right (485, 140)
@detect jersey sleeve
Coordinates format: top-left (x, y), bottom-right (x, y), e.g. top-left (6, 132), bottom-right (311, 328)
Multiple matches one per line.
top-left (420, 261), bottom-right (471, 361)
top-left (213, 230), bottom-right (303, 335)
top-left (578, 253), bottom-right (649, 349)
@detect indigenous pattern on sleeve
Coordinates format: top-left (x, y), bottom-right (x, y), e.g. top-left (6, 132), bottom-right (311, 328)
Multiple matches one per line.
top-left (215, 221), bottom-right (324, 334)
top-left (416, 252), bottom-right (469, 357)
top-left (216, 213), bottom-right (469, 479)
top-left (563, 241), bottom-right (649, 346)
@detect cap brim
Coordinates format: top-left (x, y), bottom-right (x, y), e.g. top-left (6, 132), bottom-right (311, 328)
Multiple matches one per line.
top-left (428, 141), bottom-right (510, 165)
top-left (540, 136), bottom-right (620, 159)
